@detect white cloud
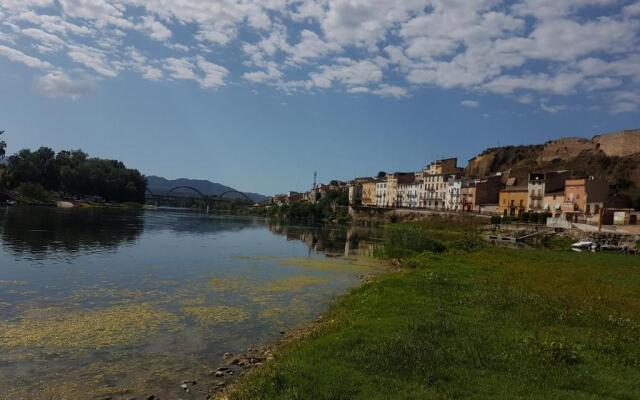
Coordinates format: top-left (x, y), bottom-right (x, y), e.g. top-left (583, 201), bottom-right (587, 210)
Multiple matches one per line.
top-left (610, 91), bottom-right (640, 114)
top-left (143, 66), bottom-right (163, 80)
top-left (164, 57), bottom-right (197, 80)
top-left (197, 57), bottom-right (229, 88)
top-left (139, 16), bottom-right (172, 42)
top-left (310, 58), bottom-right (384, 89)
top-left (0, 0), bottom-right (638, 110)
top-left (0, 44), bottom-right (52, 69)
top-left (372, 84), bottom-right (409, 98)
top-left (67, 45), bottom-right (118, 77)
top-left (540, 102), bottom-right (567, 113)
top-left (35, 70), bottom-right (95, 99)
top-left (461, 100), bottom-right (480, 108)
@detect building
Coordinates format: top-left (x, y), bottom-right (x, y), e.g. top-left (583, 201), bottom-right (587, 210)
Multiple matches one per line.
top-left (460, 182), bottom-right (475, 212)
top-left (499, 177), bottom-right (528, 216)
top-left (527, 171), bottom-right (571, 212)
top-left (459, 175), bottom-right (501, 213)
top-left (385, 172), bottom-right (415, 208)
top-left (562, 177), bottom-right (610, 221)
top-left (375, 178), bottom-right (388, 207)
top-left (418, 158), bottom-right (463, 209)
top-left (361, 180), bottom-right (377, 206)
top-left (347, 177), bottom-right (374, 206)
top-left (543, 191), bottom-right (564, 217)
top-left (397, 176), bottom-right (420, 208)
top-left (444, 175), bottom-right (463, 211)
top-left (473, 175), bottom-right (501, 212)
top-left (271, 191), bottom-right (303, 205)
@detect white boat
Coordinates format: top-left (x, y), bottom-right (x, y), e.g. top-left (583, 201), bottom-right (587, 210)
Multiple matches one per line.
top-left (571, 240), bottom-right (594, 252)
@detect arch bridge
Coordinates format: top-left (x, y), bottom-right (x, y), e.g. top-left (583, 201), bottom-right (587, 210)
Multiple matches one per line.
top-left (145, 186), bottom-right (254, 204)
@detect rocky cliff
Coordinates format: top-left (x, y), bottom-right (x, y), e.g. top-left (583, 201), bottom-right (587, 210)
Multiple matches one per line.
top-left (466, 129), bottom-right (640, 181)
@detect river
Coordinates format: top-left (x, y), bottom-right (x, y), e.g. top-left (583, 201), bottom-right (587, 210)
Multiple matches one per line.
top-left (0, 206), bottom-right (381, 399)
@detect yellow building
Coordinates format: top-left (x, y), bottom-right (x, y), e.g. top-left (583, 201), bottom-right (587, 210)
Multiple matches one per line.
top-left (361, 181), bottom-right (377, 206)
top-left (499, 186), bottom-right (529, 216)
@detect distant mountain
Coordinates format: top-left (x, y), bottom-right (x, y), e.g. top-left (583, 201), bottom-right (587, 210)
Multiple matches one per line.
top-left (146, 176), bottom-right (269, 203)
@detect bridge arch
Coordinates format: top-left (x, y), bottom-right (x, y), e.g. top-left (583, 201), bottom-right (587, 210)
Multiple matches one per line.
top-left (166, 186), bottom-right (209, 199)
top-left (217, 190), bottom-right (254, 203)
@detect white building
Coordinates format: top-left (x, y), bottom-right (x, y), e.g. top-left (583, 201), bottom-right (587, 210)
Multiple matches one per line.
top-left (375, 179), bottom-right (388, 207)
top-left (397, 179), bottom-right (420, 208)
top-left (417, 158), bottom-right (462, 209)
top-left (445, 176), bottom-right (464, 211)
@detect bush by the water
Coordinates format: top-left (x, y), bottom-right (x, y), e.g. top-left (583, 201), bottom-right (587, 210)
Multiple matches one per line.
top-left (492, 213), bottom-right (549, 225)
top-left (267, 189), bottom-right (349, 223)
top-left (15, 182), bottom-right (49, 202)
top-left (377, 218), bottom-right (486, 258)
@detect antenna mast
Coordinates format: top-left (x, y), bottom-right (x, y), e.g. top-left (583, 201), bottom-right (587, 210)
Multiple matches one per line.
top-left (313, 171), bottom-right (317, 189)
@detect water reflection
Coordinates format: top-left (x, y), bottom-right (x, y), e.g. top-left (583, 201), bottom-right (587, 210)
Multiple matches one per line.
top-left (268, 222), bottom-right (380, 257)
top-left (0, 207), bottom-right (383, 399)
top-left (0, 206), bottom-right (143, 257)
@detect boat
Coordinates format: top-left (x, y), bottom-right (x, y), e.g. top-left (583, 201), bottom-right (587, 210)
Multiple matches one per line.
top-left (571, 240), bottom-right (595, 252)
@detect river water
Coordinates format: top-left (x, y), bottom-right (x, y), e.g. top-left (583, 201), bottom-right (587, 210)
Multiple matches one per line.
top-left (0, 207), bottom-right (381, 399)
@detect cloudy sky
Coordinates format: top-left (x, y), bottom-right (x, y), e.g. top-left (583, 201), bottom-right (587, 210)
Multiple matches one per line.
top-left (1, 0), bottom-right (639, 194)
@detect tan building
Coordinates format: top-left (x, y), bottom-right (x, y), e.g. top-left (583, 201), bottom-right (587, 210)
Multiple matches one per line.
top-left (347, 177), bottom-right (374, 206)
top-left (361, 180), bottom-right (377, 206)
top-left (543, 191), bottom-right (564, 217)
top-left (418, 158), bottom-right (463, 209)
top-left (562, 177), bottom-right (609, 220)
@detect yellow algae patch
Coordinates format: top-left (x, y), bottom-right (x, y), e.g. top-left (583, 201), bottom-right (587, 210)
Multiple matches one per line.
top-left (0, 280), bottom-right (27, 286)
top-left (0, 303), bottom-right (179, 349)
top-left (180, 294), bottom-right (207, 306)
top-left (182, 305), bottom-right (249, 324)
top-left (277, 257), bottom-right (372, 272)
top-left (262, 276), bottom-right (329, 292)
top-left (209, 277), bottom-right (252, 292)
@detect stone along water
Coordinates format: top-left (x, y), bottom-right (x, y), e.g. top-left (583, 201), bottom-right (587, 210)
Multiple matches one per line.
top-left (0, 207), bottom-right (381, 399)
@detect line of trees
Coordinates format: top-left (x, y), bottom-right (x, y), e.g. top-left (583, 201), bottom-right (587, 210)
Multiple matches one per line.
top-left (0, 132), bottom-right (147, 203)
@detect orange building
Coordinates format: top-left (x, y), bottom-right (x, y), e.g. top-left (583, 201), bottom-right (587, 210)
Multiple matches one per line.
top-left (499, 186), bottom-right (529, 216)
top-left (562, 178), bottom-right (609, 219)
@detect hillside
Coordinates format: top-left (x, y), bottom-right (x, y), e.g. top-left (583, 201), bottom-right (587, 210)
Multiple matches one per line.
top-left (466, 129), bottom-right (640, 184)
top-left (465, 129), bottom-right (640, 207)
top-left (146, 176), bottom-right (268, 203)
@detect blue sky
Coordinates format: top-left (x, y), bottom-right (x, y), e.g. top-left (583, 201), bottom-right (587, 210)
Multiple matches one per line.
top-left (1, 0), bottom-right (639, 195)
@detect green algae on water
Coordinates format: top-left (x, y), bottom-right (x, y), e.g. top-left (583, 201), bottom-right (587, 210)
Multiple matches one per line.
top-left (262, 275), bottom-right (329, 292)
top-left (0, 303), bottom-right (179, 349)
top-left (182, 305), bottom-right (250, 324)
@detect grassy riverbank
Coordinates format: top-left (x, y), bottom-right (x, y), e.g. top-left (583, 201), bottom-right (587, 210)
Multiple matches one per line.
top-left (228, 221), bottom-right (640, 399)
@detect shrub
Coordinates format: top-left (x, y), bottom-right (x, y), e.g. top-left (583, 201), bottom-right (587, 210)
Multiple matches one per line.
top-left (491, 216), bottom-right (501, 225)
top-left (537, 213), bottom-right (549, 225)
top-left (528, 212), bottom-right (538, 224)
top-left (381, 224), bottom-right (447, 258)
top-left (15, 182), bottom-right (48, 202)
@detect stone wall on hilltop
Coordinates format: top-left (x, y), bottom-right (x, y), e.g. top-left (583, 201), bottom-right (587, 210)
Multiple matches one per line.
top-left (593, 129), bottom-right (640, 157)
top-left (538, 137), bottom-right (599, 164)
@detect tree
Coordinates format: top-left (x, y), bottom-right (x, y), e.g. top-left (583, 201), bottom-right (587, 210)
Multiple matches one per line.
top-left (5, 146), bottom-right (147, 203)
top-left (0, 130), bottom-right (6, 160)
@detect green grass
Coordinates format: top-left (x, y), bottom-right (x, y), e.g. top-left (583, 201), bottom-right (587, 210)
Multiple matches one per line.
top-left (231, 241), bottom-right (640, 399)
